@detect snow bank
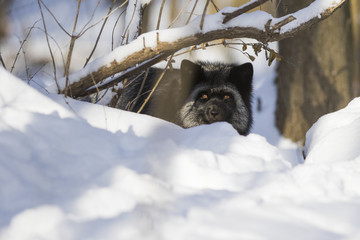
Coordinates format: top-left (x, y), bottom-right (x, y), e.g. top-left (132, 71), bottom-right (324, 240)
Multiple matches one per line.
top-left (1, 67), bottom-right (360, 240)
top-left (305, 97), bottom-right (360, 163)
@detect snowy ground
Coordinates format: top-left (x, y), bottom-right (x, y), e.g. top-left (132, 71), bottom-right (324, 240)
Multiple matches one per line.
top-left (2, 62), bottom-right (360, 240)
top-left (1, 0), bottom-right (360, 239)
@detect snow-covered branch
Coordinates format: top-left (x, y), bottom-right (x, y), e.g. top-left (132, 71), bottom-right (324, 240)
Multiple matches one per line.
top-left (58, 0), bottom-right (347, 98)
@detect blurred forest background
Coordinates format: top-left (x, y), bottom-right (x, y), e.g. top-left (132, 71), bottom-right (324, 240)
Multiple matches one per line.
top-left (0, 0), bottom-right (359, 143)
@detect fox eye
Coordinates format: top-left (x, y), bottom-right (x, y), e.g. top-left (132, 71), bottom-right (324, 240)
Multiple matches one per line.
top-left (200, 94), bottom-right (208, 100)
top-left (223, 95), bottom-right (231, 100)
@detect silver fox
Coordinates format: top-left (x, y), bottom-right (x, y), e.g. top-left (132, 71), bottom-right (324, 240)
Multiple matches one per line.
top-left (116, 60), bottom-right (253, 135)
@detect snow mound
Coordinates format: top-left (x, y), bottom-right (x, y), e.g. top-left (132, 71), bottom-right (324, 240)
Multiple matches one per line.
top-left (1, 67), bottom-right (360, 240)
top-left (305, 97), bottom-right (360, 163)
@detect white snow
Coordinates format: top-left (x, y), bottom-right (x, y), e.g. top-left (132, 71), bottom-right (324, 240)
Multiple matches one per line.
top-left (2, 0), bottom-right (360, 239)
top-left (304, 97), bottom-right (360, 163)
top-left (2, 63), bottom-right (360, 239)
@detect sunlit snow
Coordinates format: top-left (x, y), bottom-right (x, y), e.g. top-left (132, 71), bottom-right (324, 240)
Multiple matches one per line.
top-left (1, 0), bottom-right (360, 239)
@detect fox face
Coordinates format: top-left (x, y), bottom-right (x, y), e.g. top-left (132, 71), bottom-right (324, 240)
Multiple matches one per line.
top-left (177, 60), bottom-right (253, 135)
top-left (196, 91), bottom-right (235, 123)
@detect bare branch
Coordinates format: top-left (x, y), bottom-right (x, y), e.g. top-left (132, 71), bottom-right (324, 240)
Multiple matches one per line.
top-left (111, 9), bottom-right (127, 50)
top-left (130, 68), bottom-right (150, 111)
top-left (222, 0), bottom-right (269, 24)
top-left (0, 53), bottom-right (7, 69)
top-left (121, 0), bottom-right (153, 45)
top-left (138, 54), bottom-right (174, 113)
top-left (271, 16), bottom-right (296, 31)
top-left (168, 0), bottom-right (192, 28)
top-left (58, 0), bottom-right (347, 98)
top-left (34, 27), bottom-right (66, 68)
top-left (200, 0), bottom-right (211, 30)
top-left (186, 0), bottom-right (199, 24)
top-left (84, 0), bottom-right (117, 67)
top-left (210, 0), bottom-right (220, 12)
top-left (21, 44), bottom-right (30, 82)
top-left (79, 0), bottom-right (102, 34)
top-left (10, 20), bottom-right (40, 73)
top-left (63, 0), bottom-right (82, 97)
top-left (80, 0), bottom-right (129, 38)
top-left (156, 0), bottom-right (166, 30)
top-left (38, 0), bottom-right (59, 92)
top-left (38, 0), bottom-right (71, 37)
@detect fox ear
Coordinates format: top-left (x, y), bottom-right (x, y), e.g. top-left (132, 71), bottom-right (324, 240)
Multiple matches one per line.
top-left (228, 62), bottom-right (253, 90)
top-left (180, 60), bottom-right (204, 84)
top-left (228, 63), bottom-right (253, 103)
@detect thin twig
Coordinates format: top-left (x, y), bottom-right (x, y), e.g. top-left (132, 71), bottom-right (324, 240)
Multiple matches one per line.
top-left (272, 16), bottom-right (296, 31)
top-left (90, 72), bottom-right (104, 104)
top-left (84, 0), bottom-right (117, 67)
top-left (157, 0), bottom-right (166, 30)
top-left (95, 87), bottom-right (110, 104)
top-left (129, 68), bottom-right (150, 111)
top-left (112, 8), bottom-right (127, 50)
top-left (29, 63), bottom-right (47, 82)
top-left (29, 77), bottom-right (50, 94)
top-left (210, 0), bottom-right (220, 12)
top-left (222, 0), bottom-right (269, 24)
top-left (200, 0), bottom-right (210, 30)
top-left (21, 46), bottom-right (30, 82)
top-left (111, 69), bottom-right (146, 109)
top-left (275, 0), bottom-right (284, 13)
top-left (186, 0), bottom-right (199, 24)
top-left (0, 53), bottom-right (7, 69)
top-left (37, 0), bottom-right (59, 92)
top-left (137, 54), bottom-right (174, 113)
top-left (79, 0), bottom-right (102, 34)
top-left (126, 29), bottom-right (130, 43)
top-left (64, 0), bottom-right (82, 97)
top-left (81, 0), bottom-right (129, 38)
top-left (10, 20), bottom-right (40, 73)
top-left (126, 89), bottom-right (151, 109)
top-left (62, 96), bottom-right (79, 116)
top-left (34, 26), bottom-right (66, 69)
top-left (168, 0), bottom-right (192, 28)
top-left (38, 0), bottom-right (71, 37)
top-left (121, 0), bottom-right (138, 45)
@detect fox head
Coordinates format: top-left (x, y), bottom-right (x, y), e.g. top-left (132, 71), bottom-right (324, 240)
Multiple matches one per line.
top-left (177, 60), bottom-right (253, 135)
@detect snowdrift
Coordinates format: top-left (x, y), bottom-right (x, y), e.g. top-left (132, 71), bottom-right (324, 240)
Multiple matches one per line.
top-left (1, 67), bottom-right (360, 240)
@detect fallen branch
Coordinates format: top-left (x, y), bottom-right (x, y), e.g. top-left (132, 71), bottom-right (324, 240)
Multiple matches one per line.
top-left (57, 0), bottom-right (347, 98)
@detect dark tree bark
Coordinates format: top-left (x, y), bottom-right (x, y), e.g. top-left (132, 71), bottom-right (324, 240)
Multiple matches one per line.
top-left (275, 0), bottom-right (357, 144)
top-left (0, 0), bottom-right (12, 39)
top-left (350, 0), bottom-right (360, 96)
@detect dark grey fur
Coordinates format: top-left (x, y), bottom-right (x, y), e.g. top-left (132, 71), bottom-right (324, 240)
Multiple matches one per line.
top-left (116, 60), bottom-right (253, 135)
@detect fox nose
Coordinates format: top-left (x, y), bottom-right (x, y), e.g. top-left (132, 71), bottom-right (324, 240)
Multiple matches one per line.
top-left (210, 108), bottom-right (219, 117)
top-left (207, 105), bottom-right (222, 121)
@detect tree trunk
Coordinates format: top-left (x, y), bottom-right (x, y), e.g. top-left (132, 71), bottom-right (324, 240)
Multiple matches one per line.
top-left (275, 0), bottom-right (357, 144)
top-left (350, 0), bottom-right (360, 96)
top-left (0, 0), bottom-right (12, 39)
